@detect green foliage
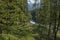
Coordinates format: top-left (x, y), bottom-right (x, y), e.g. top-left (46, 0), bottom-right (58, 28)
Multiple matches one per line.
top-left (0, 0), bottom-right (60, 40)
top-left (0, 34), bottom-right (19, 40)
top-left (0, 0), bottom-right (34, 40)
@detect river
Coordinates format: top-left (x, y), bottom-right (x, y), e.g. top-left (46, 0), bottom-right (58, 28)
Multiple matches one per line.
top-left (27, 0), bottom-right (41, 24)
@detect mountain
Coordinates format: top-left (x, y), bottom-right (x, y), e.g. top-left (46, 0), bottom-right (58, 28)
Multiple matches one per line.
top-left (28, 3), bottom-right (34, 11)
top-left (27, 0), bottom-right (41, 11)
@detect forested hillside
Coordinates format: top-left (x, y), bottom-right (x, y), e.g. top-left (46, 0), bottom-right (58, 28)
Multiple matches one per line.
top-left (0, 0), bottom-right (60, 40)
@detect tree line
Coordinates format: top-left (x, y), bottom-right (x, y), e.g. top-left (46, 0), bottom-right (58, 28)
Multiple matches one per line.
top-left (0, 0), bottom-right (60, 40)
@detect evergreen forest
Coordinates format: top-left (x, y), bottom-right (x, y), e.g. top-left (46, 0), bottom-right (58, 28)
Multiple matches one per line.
top-left (0, 0), bottom-right (60, 40)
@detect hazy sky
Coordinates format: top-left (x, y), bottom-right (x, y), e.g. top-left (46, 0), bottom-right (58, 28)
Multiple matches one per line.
top-left (27, 0), bottom-right (41, 10)
top-left (27, 0), bottom-right (41, 4)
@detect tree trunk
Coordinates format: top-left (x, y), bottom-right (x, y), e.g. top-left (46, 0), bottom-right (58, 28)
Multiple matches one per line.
top-left (0, 28), bottom-right (2, 34)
